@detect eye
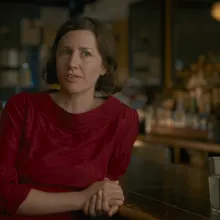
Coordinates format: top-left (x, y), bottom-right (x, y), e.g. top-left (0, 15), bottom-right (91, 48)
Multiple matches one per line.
top-left (60, 48), bottom-right (72, 55)
top-left (82, 50), bottom-right (91, 57)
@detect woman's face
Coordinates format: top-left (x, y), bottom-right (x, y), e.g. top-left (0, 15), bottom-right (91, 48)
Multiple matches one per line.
top-left (56, 30), bottom-right (106, 94)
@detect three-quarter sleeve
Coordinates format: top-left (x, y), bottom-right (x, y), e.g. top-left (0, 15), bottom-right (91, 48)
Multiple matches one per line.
top-left (0, 93), bottom-right (31, 215)
top-left (107, 109), bottom-right (139, 180)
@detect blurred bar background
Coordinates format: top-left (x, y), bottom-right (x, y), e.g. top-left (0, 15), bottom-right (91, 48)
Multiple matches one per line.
top-left (1, 0), bottom-right (220, 219)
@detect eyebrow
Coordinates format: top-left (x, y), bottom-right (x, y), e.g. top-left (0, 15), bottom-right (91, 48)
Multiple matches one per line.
top-left (60, 45), bottom-right (94, 51)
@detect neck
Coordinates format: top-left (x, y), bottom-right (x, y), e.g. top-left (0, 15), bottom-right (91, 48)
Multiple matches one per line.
top-left (55, 88), bottom-right (96, 114)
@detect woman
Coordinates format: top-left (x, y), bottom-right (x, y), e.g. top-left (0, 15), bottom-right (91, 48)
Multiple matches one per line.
top-left (0, 17), bottom-right (139, 219)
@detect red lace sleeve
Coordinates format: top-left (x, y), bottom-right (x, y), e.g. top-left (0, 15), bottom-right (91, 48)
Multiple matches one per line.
top-left (0, 93), bottom-right (31, 215)
top-left (107, 108), bottom-right (139, 180)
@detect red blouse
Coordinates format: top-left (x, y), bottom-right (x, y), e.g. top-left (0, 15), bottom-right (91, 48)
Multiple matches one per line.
top-left (0, 92), bottom-right (139, 220)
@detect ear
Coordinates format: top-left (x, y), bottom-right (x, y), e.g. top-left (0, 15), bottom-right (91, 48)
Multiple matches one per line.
top-left (100, 64), bottom-right (107, 76)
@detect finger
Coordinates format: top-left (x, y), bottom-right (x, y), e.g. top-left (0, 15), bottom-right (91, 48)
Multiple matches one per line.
top-left (108, 199), bottom-right (123, 206)
top-left (83, 200), bottom-right (89, 216)
top-left (108, 205), bottom-right (119, 217)
top-left (102, 186), bottom-right (123, 203)
top-left (89, 195), bottom-right (97, 217)
top-left (96, 190), bottom-right (102, 215)
top-left (102, 193), bottom-right (110, 213)
top-left (103, 183), bottom-right (122, 194)
top-left (108, 191), bottom-right (124, 200)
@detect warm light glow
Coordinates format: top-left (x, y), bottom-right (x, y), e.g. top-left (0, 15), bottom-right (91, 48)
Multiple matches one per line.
top-left (133, 140), bottom-right (145, 148)
top-left (211, 2), bottom-right (220, 21)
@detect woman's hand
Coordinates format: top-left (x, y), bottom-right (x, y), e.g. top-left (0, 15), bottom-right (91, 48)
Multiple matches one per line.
top-left (83, 191), bottom-right (102, 217)
top-left (83, 178), bottom-right (123, 202)
top-left (83, 190), bottom-right (123, 216)
top-left (82, 178), bottom-right (124, 217)
top-left (108, 205), bottom-right (120, 217)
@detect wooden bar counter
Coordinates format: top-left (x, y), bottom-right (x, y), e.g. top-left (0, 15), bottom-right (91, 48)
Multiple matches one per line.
top-left (138, 134), bottom-right (220, 153)
top-left (116, 147), bottom-right (211, 220)
top-left (137, 126), bottom-right (220, 167)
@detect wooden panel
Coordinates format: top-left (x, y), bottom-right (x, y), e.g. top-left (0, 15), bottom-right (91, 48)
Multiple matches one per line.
top-left (165, 0), bottom-right (172, 87)
top-left (112, 20), bottom-right (129, 85)
top-left (128, 0), bottom-right (164, 87)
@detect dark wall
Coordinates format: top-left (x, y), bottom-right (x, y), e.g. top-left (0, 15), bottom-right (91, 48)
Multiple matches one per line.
top-left (0, 3), bottom-right (40, 101)
top-left (173, 4), bottom-right (220, 67)
top-left (0, 2), bottom-right (40, 49)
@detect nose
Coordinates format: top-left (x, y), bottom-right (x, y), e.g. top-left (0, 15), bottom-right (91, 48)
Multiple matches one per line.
top-left (68, 52), bottom-right (80, 69)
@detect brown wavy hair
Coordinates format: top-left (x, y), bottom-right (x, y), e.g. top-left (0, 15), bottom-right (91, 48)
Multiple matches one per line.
top-left (42, 16), bottom-right (118, 94)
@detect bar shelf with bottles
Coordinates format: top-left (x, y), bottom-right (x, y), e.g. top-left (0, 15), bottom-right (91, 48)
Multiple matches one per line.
top-left (145, 52), bottom-right (220, 143)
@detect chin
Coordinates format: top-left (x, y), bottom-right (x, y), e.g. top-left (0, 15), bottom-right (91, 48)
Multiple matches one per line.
top-left (62, 85), bottom-right (90, 95)
top-left (60, 81), bottom-right (94, 95)
top-left (64, 87), bottom-right (84, 94)
top-left (59, 81), bottom-right (80, 93)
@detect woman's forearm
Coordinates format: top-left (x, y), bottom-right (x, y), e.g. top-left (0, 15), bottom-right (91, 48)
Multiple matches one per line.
top-left (17, 189), bottom-right (88, 216)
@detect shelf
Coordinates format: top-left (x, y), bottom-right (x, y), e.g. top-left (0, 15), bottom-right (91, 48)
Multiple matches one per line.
top-left (0, 66), bottom-right (20, 71)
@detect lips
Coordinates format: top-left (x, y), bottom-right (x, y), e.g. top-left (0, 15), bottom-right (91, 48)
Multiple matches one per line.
top-left (64, 74), bottom-right (81, 83)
